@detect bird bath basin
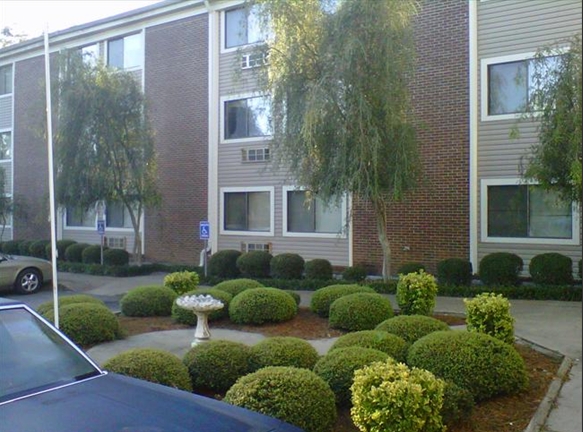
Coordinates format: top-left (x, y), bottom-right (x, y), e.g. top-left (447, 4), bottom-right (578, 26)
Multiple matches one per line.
top-left (176, 294), bottom-right (224, 346)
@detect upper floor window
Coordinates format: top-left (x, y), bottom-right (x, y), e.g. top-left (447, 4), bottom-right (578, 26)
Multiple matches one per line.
top-left (108, 34), bottom-right (142, 70)
top-left (284, 188), bottom-right (345, 237)
top-left (81, 44), bottom-right (100, 66)
top-left (224, 96), bottom-right (271, 140)
top-left (225, 6), bottom-right (263, 49)
top-left (0, 132), bottom-right (11, 160)
top-left (0, 65), bottom-right (12, 95)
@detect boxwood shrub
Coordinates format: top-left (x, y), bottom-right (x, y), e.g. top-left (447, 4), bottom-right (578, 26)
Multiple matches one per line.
top-left (37, 294), bottom-right (106, 317)
top-left (224, 366), bottom-right (337, 432)
top-left (82, 245), bottom-right (105, 264)
top-left (236, 251), bottom-right (273, 278)
top-left (270, 253), bottom-right (305, 279)
top-left (120, 285), bottom-right (178, 317)
top-left (249, 336), bottom-right (320, 371)
top-left (304, 259), bottom-right (333, 280)
top-left (64, 243), bottom-right (90, 263)
top-left (342, 265), bottom-right (367, 282)
top-left (375, 315), bottom-right (451, 344)
top-left (103, 248), bottom-right (130, 266)
top-left (529, 253), bottom-right (573, 286)
top-left (103, 348), bottom-right (192, 392)
top-left (329, 330), bottom-right (408, 362)
top-left (18, 240), bottom-right (34, 256)
top-left (478, 252), bottom-right (523, 286)
top-left (2, 240), bottom-right (23, 255)
top-left (213, 278), bottom-right (264, 297)
top-left (30, 240), bottom-right (50, 259)
top-left (229, 288), bottom-right (298, 324)
top-left (329, 293), bottom-right (394, 331)
top-left (310, 284), bottom-right (375, 318)
top-left (397, 262), bottom-right (426, 275)
top-left (55, 239), bottom-right (77, 260)
top-left (171, 288), bottom-right (232, 325)
top-left (208, 249), bottom-right (241, 278)
top-left (437, 258), bottom-right (473, 286)
top-left (441, 380), bottom-right (475, 427)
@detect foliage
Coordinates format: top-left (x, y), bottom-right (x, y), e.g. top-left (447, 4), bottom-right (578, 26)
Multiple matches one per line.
top-left (249, 336), bottom-right (320, 371)
top-left (236, 250), bottom-right (273, 278)
top-left (1, 240), bottom-right (22, 255)
top-left (463, 293), bottom-right (515, 344)
top-left (213, 278), bottom-right (264, 296)
top-left (270, 253), bottom-right (305, 279)
top-left (46, 239), bottom-right (79, 261)
top-left (396, 270), bottom-right (438, 315)
top-left (342, 265), bottom-right (367, 282)
top-left (330, 330), bottom-right (408, 363)
top-left (183, 340), bottom-right (252, 392)
top-left (64, 242), bottom-right (90, 263)
top-left (103, 248), bottom-right (130, 266)
top-left (397, 262), bottom-right (426, 275)
top-left (171, 288), bottom-right (232, 325)
top-left (29, 240), bottom-right (50, 259)
top-left (305, 259), bottom-right (333, 280)
top-left (18, 240), bottom-right (34, 256)
top-left (350, 357), bottom-right (446, 432)
top-left (37, 294), bottom-right (106, 316)
top-left (437, 258), bottom-right (473, 286)
top-left (314, 347), bottom-right (389, 407)
top-left (329, 293), bottom-right (394, 331)
top-left (0, 167), bottom-right (13, 241)
top-left (440, 380), bottom-right (475, 427)
top-left (0, 26), bottom-right (28, 48)
top-left (375, 315), bottom-right (451, 344)
top-left (103, 348), bottom-right (192, 392)
top-left (529, 252), bottom-right (574, 285)
top-left (82, 244), bottom-right (105, 264)
top-left (119, 285), bottom-right (178, 317)
top-left (164, 271), bottom-right (199, 295)
top-left (228, 287), bottom-right (297, 324)
top-left (207, 249), bottom-right (242, 278)
top-left (478, 252), bottom-right (523, 286)
top-left (407, 330), bottom-right (529, 401)
top-left (224, 366), bottom-right (337, 432)
top-left (310, 284), bottom-right (375, 318)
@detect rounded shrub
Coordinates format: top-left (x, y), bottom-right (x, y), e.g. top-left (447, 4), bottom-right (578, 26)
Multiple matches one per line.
top-left (29, 240), bottom-right (50, 259)
top-left (329, 293), bottom-right (394, 331)
top-left (213, 278), bottom-right (264, 297)
top-left (82, 244), bottom-right (105, 264)
top-left (310, 284), bottom-right (375, 318)
top-left (270, 253), bottom-right (305, 279)
top-left (172, 288), bottom-right (232, 325)
top-left (43, 303), bottom-right (122, 347)
top-left (265, 286), bottom-right (301, 306)
top-left (120, 285), bottom-right (178, 317)
top-left (441, 380), bottom-right (475, 427)
top-left (313, 346), bottom-right (389, 406)
top-left (342, 265), bottom-right (367, 282)
top-left (37, 294), bottom-right (106, 317)
top-left (183, 340), bottom-right (252, 392)
top-left (64, 242), bottom-right (90, 263)
top-left (103, 248), bottom-right (130, 266)
top-left (463, 292), bottom-right (515, 344)
top-left (397, 262), bottom-right (426, 275)
top-left (229, 288), bottom-right (297, 324)
top-left (208, 249), bottom-right (241, 278)
top-left (529, 253), bottom-right (573, 286)
top-left (103, 348), bottom-right (192, 392)
top-left (18, 240), bottom-right (34, 256)
top-left (305, 259), bottom-right (333, 280)
top-left (478, 252), bottom-right (523, 286)
top-left (330, 330), bottom-right (408, 362)
top-left (437, 258), bottom-right (473, 286)
top-left (224, 366), bottom-right (337, 432)
top-left (2, 240), bottom-right (23, 255)
top-left (350, 357), bottom-right (445, 432)
top-left (407, 330), bottom-right (529, 401)
top-left (396, 269), bottom-right (438, 316)
top-left (164, 271), bottom-right (199, 295)
top-left (236, 250), bottom-right (273, 278)
top-left (55, 239), bottom-right (77, 260)
top-left (375, 314), bottom-right (451, 344)
top-left (250, 336), bottom-right (320, 371)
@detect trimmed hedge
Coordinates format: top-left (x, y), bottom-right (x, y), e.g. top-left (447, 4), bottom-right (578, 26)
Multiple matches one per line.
top-left (64, 243), bottom-right (90, 263)
top-left (229, 288), bottom-right (298, 324)
top-left (342, 265), bottom-right (367, 282)
top-left (18, 240), bottom-right (34, 256)
top-left (37, 294), bottom-right (106, 316)
top-left (82, 245), bottom-right (105, 264)
top-left (330, 330), bottom-right (408, 362)
top-left (236, 251), bottom-right (273, 278)
top-left (250, 336), bottom-right (320, 371)
top-left (397, 262), bottom-right (426, 275)
top-left (270, 253), bottom-right (305, 279)
top-left (171, 288), bottom-right (232, 325)
top-left (479, 252), bottom-right (523, 286)
top-left (529, 253), bottom-right (573, 286)
top-left (213, 278), bottom-right (264, 297)
top-left (208, 249), bottom-right (241, 278)
top-left (2, 240), bottom-right (23, 255)
top-left (437, 258), bottom-right (473, 286)
top-left (120, 285), bottom-right (178, 317)
top-left (310, 284), bottom-right (375, 318)
top-left (329, 293), bottom-right (394, 331)
top-left (375, 315), bottom-right (451, 344)
top-left (30, 240), bottom-right (50, 259)
top-left (103, 248), bottom-right (130, 266)
top-left (305, 259), bottom-right (333, 280)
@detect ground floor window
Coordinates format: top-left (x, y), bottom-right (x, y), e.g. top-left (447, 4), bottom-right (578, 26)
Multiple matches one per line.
top-left (66, 202), bottom-right (133, 229)
top-left (283, 187), bottom-right (345, 237)
top-left (221, 187), bottom-right (273, 235)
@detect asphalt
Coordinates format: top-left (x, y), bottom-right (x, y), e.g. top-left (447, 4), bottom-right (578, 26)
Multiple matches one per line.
top-left (4, 272), bottom-right (581, 432)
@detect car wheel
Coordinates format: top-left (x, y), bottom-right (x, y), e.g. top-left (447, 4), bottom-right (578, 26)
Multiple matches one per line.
top-left (14, 268), bottom-right (43, 294)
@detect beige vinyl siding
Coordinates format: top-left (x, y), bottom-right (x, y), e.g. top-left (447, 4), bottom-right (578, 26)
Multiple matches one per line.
top-left (219, 51), bottom-right (259, 95)
top-left (61, 227), bottom-right (135, 253)
top-left (0, 96), bottom-right (11, 128)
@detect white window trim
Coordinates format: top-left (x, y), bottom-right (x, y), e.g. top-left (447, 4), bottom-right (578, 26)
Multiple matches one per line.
top-left (220, 186), bottom-right (275, 237)
top-left (480, 178), bottom-right (580, 245)
top-left (104, 31), bottom-right (145, 72)
top-left (220, 5), bottom-right (264, 54)
top-left (282, 186), bottom-right (348, 239)
top-left (63, 206), bottom-right (135, 232)
top-left (219, 92), bottom-right (272, 144)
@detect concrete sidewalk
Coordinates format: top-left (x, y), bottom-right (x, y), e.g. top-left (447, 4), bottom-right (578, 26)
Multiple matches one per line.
top-left (8, 272), bottom-right (581, 432)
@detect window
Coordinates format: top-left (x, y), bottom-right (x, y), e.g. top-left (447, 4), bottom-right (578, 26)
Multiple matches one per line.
top-left (66, 206), bottom-right (96, 228)
top-left (66, 202), bottom-right (132, 229)
top-left (225, 6), bottom-right (262, 49)
top-left (0, 132), bottom-right (11, 160)
top-left (106, 202), bottom-right (133, 228)
top-left (224, 96), bottom-right (271, 140)
top-left (284, 188), bottom-right (344, 236)
top-left (108, 34), bottom-right (141, 69)
top-left (242, 147), bottom-right (270, 162)
top-left (241, 242), bottom-right (271, 253)
top-left (0, 65), bottom-right (12, 95)
top-left (221, 187), bottom-right (273, 235)
top-left (81, 44), bottom-right (99, 66)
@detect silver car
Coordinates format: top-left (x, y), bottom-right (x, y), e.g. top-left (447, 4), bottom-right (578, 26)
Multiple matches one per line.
top-left (0, 253), bottom-right (52, 294)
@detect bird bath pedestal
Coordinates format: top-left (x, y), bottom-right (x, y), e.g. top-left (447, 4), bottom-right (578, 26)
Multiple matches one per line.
top-left (176, 295), bottom-right (224, 347)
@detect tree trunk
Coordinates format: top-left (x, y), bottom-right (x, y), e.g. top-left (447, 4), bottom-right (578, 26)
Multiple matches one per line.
top-left (126, 204), bottom-right (142, 266)
top-left (372, 197), bottom-right (391, 280)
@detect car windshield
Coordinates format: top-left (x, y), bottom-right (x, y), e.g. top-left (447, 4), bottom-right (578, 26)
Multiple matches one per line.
top-left (0, 305), bottom-right (102, 404)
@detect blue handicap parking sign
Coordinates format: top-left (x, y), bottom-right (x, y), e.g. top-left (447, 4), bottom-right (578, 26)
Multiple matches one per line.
top-left (199, 221), bottom-right (210, 240)
top-left (97, 219), bottom-right (105, 235)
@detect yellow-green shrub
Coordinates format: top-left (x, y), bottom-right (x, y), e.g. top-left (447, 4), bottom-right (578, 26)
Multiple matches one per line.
top-left (463, 292), bottom-right (515, 344)
top-left (396, 270), bottom-right (438, 316)
top-left (164, 271), bottom-right (199, 295)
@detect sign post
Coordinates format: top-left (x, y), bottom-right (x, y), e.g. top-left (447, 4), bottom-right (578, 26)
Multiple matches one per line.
top-left (97, 219), bottom-right (105, 265)
top-left (199, 221), bottom-right (210, 277)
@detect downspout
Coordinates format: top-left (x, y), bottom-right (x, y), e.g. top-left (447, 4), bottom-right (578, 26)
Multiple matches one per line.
top-left (468, 0), bottom-right (479, 273)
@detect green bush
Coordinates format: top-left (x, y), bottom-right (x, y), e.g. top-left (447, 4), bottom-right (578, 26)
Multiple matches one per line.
top-left (64, 243), bottom-right (90, 263)
top-left (441, 380), bottom-right (475, 427)
top-left (330, 330), bottom-right (408, 362)
top-left (375, 315), bottom-right (451, 344)
top-left (103, 348), bottom-right (192, 392)
top-left (120, 285), bottom-right (178, 317)
top-left (43, 303), bottom-right (122, 347)
top-left (342, 265), bottom-right (367, 282)
top-left (270, 253), bottom-right (305, 279)
top-left (213, 278), bottom-right (264, 297)
top-left (310, 284), bottom-right (375, 318)
top-left (313, 346), bottom-right (389, 406)
top-left (407, 330), bottom-right (529, 401)
top-left (478, 252), bottom-right (523, 286)
top-left (350, 357), bottom-right (445, 432)
top-left (224, 366), bottom-right (337, 432)
top-left (463, 292), bottom-right (515, 344)
top-left (396, 270), bottom-right (438, 316)
top-left (37, 294), bottom-right (106, 316)
top-left (103, 248), bottom-right (130, 266)
top-left (529, 253), bottom-right (574, 286)
top-left (437, 258), bottom-right (473, 286)
top-left (55, 239), bottom-right (77, 260)
top-left (208, 249), bottom-right (241, 278)
top-left (164, 271), bottom-right (199, 295)
top-left (171, 288), bottom-right (232, 325)
top-left (29, 240), bottom-right (50, 259)
top-left (18, 240), bottom-right (34, 256)
top-left (329, 293), bottom-right (394, 331)
top-left (183, 340), bottom-right (252, 392)
top-left (229, 288), bottom-right (297, 324)
top-left (305, 259), bottom-right (333, 280)
top-left (82, 244), bottom-right (105, 264)
top-left (250, 336), bottom-right (320, 371)
top-left (397, 262), bottom-right (426, 275)
top-left (579, 259), bottom-right (582, 280)
top-left (2, 240), bottom-right (23, 255)
top-left (236, 251), bottom-right (273, 278)
top-left (263, 287), bottom-right (301, 306)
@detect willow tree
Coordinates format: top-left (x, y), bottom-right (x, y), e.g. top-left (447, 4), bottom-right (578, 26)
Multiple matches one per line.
top-left (54, 51), bottom-right (159, 264)
top-left (252, 0), bottom-right (421, 279)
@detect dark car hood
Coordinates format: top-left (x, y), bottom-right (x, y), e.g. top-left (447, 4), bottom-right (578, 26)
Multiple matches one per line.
top-left (0, 373), bottom-right (303, 432)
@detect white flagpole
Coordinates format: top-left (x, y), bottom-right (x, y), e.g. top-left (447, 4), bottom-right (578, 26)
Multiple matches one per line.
top-left (44, 26), bottom-right (60, 329)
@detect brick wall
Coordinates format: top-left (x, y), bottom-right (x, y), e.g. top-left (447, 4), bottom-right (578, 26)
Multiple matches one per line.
top-left (144, 15), bottom-right (209, 264)
top-left (352, 0), bottom-right (470, 275)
